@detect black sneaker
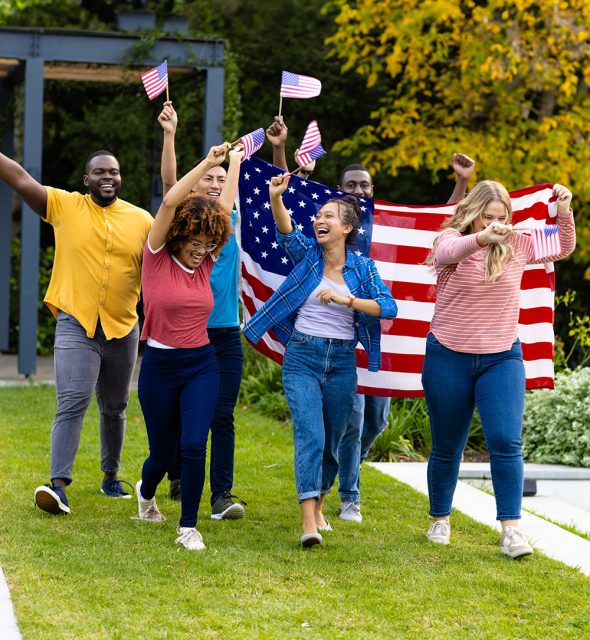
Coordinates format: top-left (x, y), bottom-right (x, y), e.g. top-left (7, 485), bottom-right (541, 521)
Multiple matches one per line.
top-left (169, 479), bottom-right (181, 502)
top-left (34, 483), bottom-right (70, 515)
top-left (211, 492), bottom-right (246, 520)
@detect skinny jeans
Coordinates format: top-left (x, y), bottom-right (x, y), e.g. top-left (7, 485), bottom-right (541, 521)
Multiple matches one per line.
top-left (422, 333), bottom-right (525, 520)
top-left (138, 345), bottom-right (219, 528)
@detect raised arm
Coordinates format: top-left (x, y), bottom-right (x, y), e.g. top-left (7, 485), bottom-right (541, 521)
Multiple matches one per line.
top-left (149, 142), bottom-right (230, 250)
top-left (158, 101), bottom-right (178, 196)
top-left (447, 153), bottom-right (475, 204)
top-left (266, 116), bottom-right (289, 171)
top-left (219, 143), bottom-right (245, 215)
top-left (269, 173), bottom-right (293, 234)
top-left (0, 152), bottom-right (47, 216)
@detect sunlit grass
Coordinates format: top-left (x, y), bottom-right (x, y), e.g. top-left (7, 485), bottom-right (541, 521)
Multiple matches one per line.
top-left (0, 386), bottom-right (589, 639)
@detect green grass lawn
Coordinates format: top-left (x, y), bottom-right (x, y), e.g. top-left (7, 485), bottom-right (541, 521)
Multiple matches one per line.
top-left (0, 386), bottom-right (589, 639)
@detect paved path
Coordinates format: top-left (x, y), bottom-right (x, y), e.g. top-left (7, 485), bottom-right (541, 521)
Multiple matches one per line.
top-left (0, 353), bottom-right (140, 388)
top-left (371, 462), bottom-right (590, 577)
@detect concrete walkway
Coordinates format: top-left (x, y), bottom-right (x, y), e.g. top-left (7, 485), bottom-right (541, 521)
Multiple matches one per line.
top-left (371, 462), bottom-right (590, 577)
top-left (0, 353), bottom-right (140, 388)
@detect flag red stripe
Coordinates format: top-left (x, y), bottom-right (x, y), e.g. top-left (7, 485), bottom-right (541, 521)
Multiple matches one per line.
top-left (519, 307), bottom-right (553, 325)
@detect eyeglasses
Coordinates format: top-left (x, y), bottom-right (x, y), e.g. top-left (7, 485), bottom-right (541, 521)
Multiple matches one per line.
top-left (189, 241), bottom-right (218, 252)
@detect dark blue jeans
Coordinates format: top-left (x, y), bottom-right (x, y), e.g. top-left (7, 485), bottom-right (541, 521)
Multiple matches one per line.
top-left (138, 345), bottom-right (219, 528)
top-left (167, 327), bottom-right (244, 505)
top-left (422, 333), bottom-right (525, 521)
top-left (207, 327), bottom-right (244, 504)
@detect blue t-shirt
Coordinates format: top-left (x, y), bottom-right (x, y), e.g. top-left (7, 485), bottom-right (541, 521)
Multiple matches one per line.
top-left (208, 210), bottom-right (240, 328)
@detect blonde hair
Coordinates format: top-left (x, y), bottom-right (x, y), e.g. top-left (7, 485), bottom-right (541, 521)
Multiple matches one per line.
top-left (428, 180), bottom-right (514, 282)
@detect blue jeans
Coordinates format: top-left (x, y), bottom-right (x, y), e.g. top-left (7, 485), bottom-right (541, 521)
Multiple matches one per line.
top-left (208, 327), bottom-right (244, 504)
top-left (282, 330), bottom-right (357, 502)
top-left (337, 394), bottom-right (391, 502)
top-left (138, 345), bottom-right (219, 528)
top-left (166, 327), bottom-right (244, 505)
top-left (422, 333), bottom-right (525, 520)
top-left (51, 312), bottom-right (138, 484)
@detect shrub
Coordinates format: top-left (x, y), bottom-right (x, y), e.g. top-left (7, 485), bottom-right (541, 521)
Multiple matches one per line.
top-left (10, 238), bottom-right (55, 356)
top-left (522, 367), bottom-right (590, 467)
top-left (367, 398), bottom-right (487, 462)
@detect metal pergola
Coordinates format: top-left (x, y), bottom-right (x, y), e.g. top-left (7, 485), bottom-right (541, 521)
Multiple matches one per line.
top-left (0, 26), bottom-right (225, 376)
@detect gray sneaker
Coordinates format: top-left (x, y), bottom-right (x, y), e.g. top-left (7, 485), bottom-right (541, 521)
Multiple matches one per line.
top-left (338, 501), bottom-right (362, 523)
top-left (427, 520), bottom-right (451, 545)
top-left (131, 480), bottom-right (166, 522)
top-left (211, 492), bottom-right (246, 520)
top-left (501, 526), bottom-right (533, 559)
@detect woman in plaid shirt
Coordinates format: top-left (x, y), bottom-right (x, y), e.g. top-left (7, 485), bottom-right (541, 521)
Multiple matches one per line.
top-left (244, 173), bottom-right (397, 547)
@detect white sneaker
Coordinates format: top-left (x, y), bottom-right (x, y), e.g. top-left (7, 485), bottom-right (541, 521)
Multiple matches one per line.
top-left (131, 480), bottom-right (166, 522)
top-left (338, 501), bottom-right (362, 523)
top-left (175, 527), bottom-right (206, 551)
top-left (427, 520), bottom-right (451, 545)
top-left (501, 527), bottom-right (533, 559)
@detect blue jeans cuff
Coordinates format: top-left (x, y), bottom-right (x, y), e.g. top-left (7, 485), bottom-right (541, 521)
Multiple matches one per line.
top-left (298, 490), bottom-right (320, 502)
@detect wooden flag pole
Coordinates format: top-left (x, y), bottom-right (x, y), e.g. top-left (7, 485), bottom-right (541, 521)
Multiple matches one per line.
top-left (278, 95), bottom-right (283, 118)
top-left (166, 84), bottom-right (170, 102)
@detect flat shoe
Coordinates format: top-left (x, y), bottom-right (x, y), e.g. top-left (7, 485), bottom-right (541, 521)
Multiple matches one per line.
top-left (301, 532), bottom-right (322, 548)
top-left (317, 518), bottom-right (332, 532)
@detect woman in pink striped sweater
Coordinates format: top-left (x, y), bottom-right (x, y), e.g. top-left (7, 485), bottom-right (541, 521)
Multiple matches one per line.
top-left (422, 180), bottom-right (575, 559)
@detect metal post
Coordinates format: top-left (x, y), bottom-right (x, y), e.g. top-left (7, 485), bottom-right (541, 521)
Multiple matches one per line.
top-left (202, 66), bottom-right (224, 154)
top-left (18, 56), bottom-right (44, 376)
top-left (0, 81), bottom-right (14, 351)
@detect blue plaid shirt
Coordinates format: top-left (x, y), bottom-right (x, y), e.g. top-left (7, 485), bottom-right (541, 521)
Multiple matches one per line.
top-left (243, 226), bottom-right (397, 372)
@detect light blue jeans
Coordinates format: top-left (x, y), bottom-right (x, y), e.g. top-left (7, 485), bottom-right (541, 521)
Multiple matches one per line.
top-left (422, 333), bottom-right (525, 520)
top-left (337, 394), bottom-right (391, 503)
top-left (282, 330), bottom-right (358, 502)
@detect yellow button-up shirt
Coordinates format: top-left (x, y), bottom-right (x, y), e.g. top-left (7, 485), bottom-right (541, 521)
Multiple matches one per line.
top-left (43, 187), bottom-right (153, 339)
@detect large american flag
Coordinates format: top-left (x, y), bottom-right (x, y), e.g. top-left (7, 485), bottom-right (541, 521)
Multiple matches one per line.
top-left (237, 156), bottom-right (559, 397)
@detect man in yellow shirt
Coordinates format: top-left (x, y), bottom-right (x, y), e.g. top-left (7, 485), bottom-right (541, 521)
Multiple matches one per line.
top-left (0, 150), bottom-right (153, 515)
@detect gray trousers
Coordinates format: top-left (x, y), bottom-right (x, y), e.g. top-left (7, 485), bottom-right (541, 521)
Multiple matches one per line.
top-left (50, 312), bottom-right (139, 484)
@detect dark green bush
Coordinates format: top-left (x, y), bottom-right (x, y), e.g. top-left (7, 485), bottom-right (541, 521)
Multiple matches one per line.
top-left (523, 367), bottom-right (590, 467)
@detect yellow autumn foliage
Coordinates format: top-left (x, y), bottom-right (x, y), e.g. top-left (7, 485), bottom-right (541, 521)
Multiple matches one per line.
top-left (324, 0), bottom-right (590, 268)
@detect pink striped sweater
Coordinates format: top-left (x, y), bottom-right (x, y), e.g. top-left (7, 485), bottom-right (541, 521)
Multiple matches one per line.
top-left (430, 211), bottom-right (576, 354)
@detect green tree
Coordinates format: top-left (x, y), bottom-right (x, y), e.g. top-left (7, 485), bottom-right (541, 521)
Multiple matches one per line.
top-left (325, 0), bottom-right (590, 267)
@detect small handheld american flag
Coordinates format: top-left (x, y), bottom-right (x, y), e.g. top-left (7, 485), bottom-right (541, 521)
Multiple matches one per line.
top-left (280, 71), bottom-right (322, 99)
top-left (239, 128), bottom-right (265, 160)
top-left (295, 120), bottom-right (326, 167)
top-left (141, 60), bottom-right (168, 101)
top-left (531, 224), bottom-right (561, 261)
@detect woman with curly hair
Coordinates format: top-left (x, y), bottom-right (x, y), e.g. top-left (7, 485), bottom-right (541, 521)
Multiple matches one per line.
top-left (423, 180), bottom-right (576, 559)
top-left (133, 143), bottom-right (233, 551)
top-left (243, 174), bottom-right (397, 548)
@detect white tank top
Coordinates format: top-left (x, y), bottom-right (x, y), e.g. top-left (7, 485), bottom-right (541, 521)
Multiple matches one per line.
top-left (294, 276), bottom-right (355, 339)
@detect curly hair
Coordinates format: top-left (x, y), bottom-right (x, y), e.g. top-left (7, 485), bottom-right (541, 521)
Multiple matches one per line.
top-left (166, 194), bottom-right (231, 257)
top-left (322, 195), bottom-right (362, 244)
top-left (427, 180), bottom-right (513, 282)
